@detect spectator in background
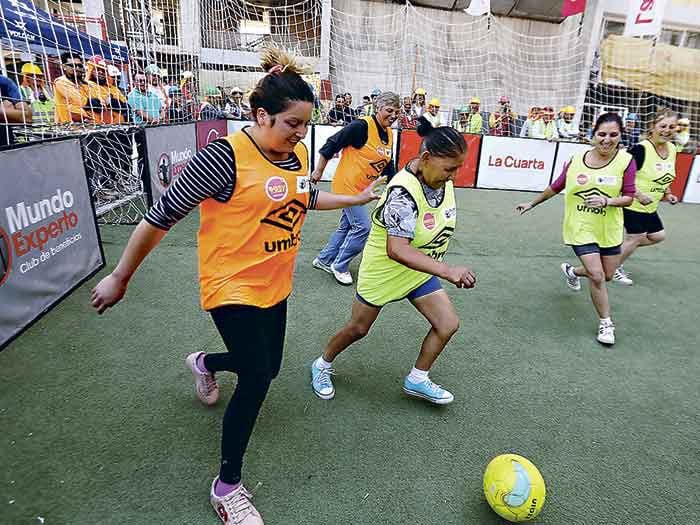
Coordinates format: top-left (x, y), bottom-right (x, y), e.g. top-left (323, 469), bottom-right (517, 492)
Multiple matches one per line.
top-left (412, 87), bottom-right (427, 118)
top-left (18, 63), bottom-right (54, 127)
top-left (225, 87), bottom-right (251, 120)
top-left (357, 95), bottom-right (372, 117)
top-left (167, 86), bottom-right (192, 123)
top-left (145, 64), bottom-right (168, 118)
top-left (54, 52), bottom-right (92, 124)
top-left (328, 94), bottom-right (348, 125)
top-left (454, 98), bottom-right (483, 134)
top-left (343, 92), bottom-right (356, 121)
top-left (199, 87), bottom-right (226, 120)
top-left (86, 56), bottom-right (128, 124)
top-left (424, 98), bottom-right (443, 127)
top-left (1, 74), bottom-right (32, 147)
top-left (128, 73), bottom-right (162, 124)
top-left (398, 96), bottom-right (416, 129)
top-left (675, 117), bottom-right (691, 152)
top-left (556, 106), bottom-right (578, 141)
top-left (180, 70), bottom-right (198, 118)
top-left (489, 95), bottom-right (517, 136)
top-left (531, 106), bottom-right (558, 141)
top-left (621, 112), bottom-right (640, 149)
top-left (520, 106), bottom-right (541, 138)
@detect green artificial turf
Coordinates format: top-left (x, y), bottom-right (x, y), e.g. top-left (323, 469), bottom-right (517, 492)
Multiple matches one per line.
top-left (2, 188), bottom-right (699, 524)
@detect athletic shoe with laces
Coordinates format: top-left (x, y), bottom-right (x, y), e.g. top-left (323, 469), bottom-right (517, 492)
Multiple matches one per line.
top-left (210, 478), bottom-right (263, 525)
top-left (560, 262), bottom-right (581, 291)
top-left (312, 257), bottom-right (332, 274)
top-left (186, 352), bottom-right (219, 406)
top-left (613, 266), bottom-right (633, 286)
top-left (311, 359), bottom-right (335, 400)
top-left (403, 377), bottom-right (454, 405)
top-left (597, 321), bottom-right (615, 345)
top-left (330, 264), bottom-right (353, 286)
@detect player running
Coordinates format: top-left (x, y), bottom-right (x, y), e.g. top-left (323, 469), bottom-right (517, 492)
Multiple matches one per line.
top-left (515, 113), bottom-right (637, 346)
top-left (311, 117), bottom-right (476, 405)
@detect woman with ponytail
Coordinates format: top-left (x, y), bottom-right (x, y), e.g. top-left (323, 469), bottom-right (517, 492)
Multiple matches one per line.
top-left (311, 116), bottom-right (477, 405)
top-left (90, 47), bottom-right (385, 525)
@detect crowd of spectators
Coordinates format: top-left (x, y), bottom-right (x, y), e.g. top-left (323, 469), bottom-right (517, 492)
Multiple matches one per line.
top-left (1, 60), bottom-right (696, 153)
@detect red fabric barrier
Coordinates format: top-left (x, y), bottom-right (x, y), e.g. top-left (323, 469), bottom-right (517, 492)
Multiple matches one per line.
top-left (397, 130), bottom-right (481, 188)
top-left (672, 152), bottom-right (694, 200)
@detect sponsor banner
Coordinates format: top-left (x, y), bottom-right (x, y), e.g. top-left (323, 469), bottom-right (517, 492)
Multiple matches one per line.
top-left (227, 120), bottom-right (312, 175)
top-left (477, 136), bottom-right (557, 191)
top-left (196, 120), bottom-right (228, 150)
top-left (624, 0), bottom-right (668, 37)
top-left (672, 152), bottom-right (694, 201)
top-left (681, 155), bottom-right (700, 203)
top-left (397, 130), bottom-right (481, 188)
top-left (552, 142), bottom-right (591, 193)
top-left (0, 139), bottom-right (104, 351)
top-left (145, 124), bottom-right (196, 203)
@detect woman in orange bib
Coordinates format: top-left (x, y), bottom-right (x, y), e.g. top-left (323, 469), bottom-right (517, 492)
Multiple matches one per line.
top-left (310, 92), bottom-right (400, 285)
top-left (90, 48), bottom-right (383, 525)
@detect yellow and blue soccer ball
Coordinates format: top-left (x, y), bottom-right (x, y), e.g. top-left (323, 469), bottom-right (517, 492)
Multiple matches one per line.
top-left (483, 454), bottom-right (546, 522)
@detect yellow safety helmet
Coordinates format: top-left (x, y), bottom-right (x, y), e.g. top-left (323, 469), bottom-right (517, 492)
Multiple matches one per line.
top-left (469, 97), bottom-right (481, 105)
top-left (21, 63), bottom-right (43, 75)
top-left (414, 87), bottom-right (426, 95)
top-left (678, 117), bottom-right (690, 127)
top-left (562, 105), bottom-right (576, 114)
top-left (429, 98), bottom-right (441, 107)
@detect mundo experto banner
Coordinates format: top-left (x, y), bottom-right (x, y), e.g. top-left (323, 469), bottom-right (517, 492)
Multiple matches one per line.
top-left (145, 123), bottom-right (196, 203)
top-left (0, 139), bottom-right (104, 351)
top-left (476, 136), bottom-right (556, 191)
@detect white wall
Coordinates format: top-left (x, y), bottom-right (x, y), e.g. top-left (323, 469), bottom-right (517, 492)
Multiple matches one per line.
top-left (602, 0), bottom-right (700, 29)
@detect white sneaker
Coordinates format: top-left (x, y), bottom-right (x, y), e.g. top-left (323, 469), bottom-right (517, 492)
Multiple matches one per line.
top-left (330, 264), bottom-right (353, 286)
top-left (613, 266), bottom-right (633, 286)
top-left (210, 478), bottom-right (264, 525)
top-left (185, 352), bottom-right (219, 406)
top-left (597, 321), bottom-right (615, 345)
top-left (560, 263), bottom-right (581, 291)
top-left (312, 257), bottom-right (332, 274)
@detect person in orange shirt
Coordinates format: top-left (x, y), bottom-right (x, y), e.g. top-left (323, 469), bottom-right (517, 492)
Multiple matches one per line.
top-left (85, 56), bottom-right (128, 124)
top-left (53, 52), bottom-right (92, 124)
top-left (90, 47), bottom-right (384, 525)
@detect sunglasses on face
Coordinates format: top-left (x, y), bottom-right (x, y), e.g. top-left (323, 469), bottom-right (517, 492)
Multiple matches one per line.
top-left (232, 92), bottom-right (243, 96)
top-left (66, 63), bottom-right (84, 69)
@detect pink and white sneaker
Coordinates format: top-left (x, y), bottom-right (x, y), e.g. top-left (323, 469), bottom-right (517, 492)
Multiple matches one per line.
top-left (185, 352), bottom-right (219, 406)
top-left (210, 478), bottom-right (264, 525)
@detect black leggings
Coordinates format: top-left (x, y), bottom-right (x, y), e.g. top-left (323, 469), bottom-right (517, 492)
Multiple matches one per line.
top-left (203, 299), bottom-right (287, 484)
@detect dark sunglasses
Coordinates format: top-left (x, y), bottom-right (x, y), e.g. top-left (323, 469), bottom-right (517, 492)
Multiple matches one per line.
top-left (65, 63), bottom-right (84, 69)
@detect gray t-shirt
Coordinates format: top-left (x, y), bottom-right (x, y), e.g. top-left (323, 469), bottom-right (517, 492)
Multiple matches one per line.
top-left (381, 179), bottom-right (445, 239)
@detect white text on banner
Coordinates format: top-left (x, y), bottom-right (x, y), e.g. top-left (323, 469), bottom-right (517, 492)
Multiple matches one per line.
top-left (477, 136), bottom-right (557, 191)
top-left (681, 155), bottom-right (700, 203)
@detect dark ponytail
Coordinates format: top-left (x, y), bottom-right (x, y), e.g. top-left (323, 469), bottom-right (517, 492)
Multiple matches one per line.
top-left (249, 47), bottom-right (314, 121)
top-left (592, 112), bottom-right (624, 135)
top-left (416, 116), bottom-right (467, 158)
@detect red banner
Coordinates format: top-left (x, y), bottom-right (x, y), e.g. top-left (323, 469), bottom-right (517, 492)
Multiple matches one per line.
top-left (398, 130), bottom-right (481, 188)
top-left (673, 152), bottom-right (694, 201)
top-left (196, 120), bottom-right (228, 151)
top-left (561, 0), bottom-right (586, 17)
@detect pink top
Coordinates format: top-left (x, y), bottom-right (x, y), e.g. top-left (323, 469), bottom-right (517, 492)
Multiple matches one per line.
top-left (551, 156), bottom-right (637, 196)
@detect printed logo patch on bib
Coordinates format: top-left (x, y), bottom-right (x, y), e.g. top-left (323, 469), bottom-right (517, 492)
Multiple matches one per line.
top-left (423, 212), bottom-right (436, 230)
top-left (596, 175), bottom-right (618, 186)
top-left (265, 176), bottom-right (288, 201)
top-left (576, 174), bottom-right (589, 185)
top-left (444, 207), bottom-right (456, 220)
top-left (296, 176), bottom-right (310, 193)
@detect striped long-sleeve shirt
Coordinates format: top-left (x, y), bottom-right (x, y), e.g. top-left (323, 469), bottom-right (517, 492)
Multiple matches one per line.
top-left (145, 138), bottom-right (319, 231)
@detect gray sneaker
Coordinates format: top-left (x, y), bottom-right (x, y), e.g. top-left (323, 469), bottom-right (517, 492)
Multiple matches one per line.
top-left (613, 266), bottom-right (633, 286)
top-left (560, 263), bottom-right (581, 291)
top-left (312, 257), bottom-right (332, 274)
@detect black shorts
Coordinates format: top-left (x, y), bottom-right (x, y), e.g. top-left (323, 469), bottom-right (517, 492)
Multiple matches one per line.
top-left (623, 208), bottom-right (664, 235)
top-left (571, 243), bottom-right (622, 257)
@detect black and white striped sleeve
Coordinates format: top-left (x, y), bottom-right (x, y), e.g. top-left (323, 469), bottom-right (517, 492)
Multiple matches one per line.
top-left (144, 140), bottom-right (236, 231)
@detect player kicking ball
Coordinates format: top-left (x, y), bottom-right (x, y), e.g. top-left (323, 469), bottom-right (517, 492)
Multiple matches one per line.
top-left (311, 117), bottom-right (476, 404)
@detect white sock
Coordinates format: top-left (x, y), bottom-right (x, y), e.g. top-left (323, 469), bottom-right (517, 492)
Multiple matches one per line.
top-left (599, 317), bottom-right (612, 325)
top-left (315, 356), bottom-right (333, 369)
top-left (407, 367), bottom-right (429, 384)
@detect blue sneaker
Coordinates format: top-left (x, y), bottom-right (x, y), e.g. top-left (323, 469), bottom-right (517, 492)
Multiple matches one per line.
top-left (311, 359), bottom-right (335, 400)
top-left (403, 376), bottom-right (454, 405)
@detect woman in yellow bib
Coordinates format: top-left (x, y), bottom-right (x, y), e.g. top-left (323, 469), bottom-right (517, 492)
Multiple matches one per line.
top-left (311, 117), bottom-right (477, 405)
top-left (516, 113), bottom-right (637, 346)
top-left (613, 109), bottom-right (679, 286)
top-left (310, 92), bottom-right (400, 285)
top-left (90, 48), bottom-right (383, 525)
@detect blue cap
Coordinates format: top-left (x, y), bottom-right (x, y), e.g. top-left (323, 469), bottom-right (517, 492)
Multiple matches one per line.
top-left (626, 112), bottom-right (638, 121)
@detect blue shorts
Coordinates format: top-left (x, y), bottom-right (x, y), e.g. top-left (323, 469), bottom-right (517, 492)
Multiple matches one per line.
top-left (356, 276), bottom-right (442, 308)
